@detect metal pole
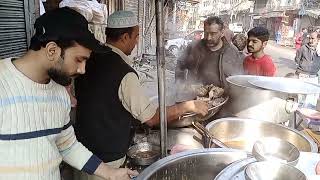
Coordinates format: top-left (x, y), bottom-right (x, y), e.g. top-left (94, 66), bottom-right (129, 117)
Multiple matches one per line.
top-left (155, 0), bottom-right (167, 158)
top-left (142, 0), bottom-right (146, 54)
top-left (173, 0), bottom-right (176, 25)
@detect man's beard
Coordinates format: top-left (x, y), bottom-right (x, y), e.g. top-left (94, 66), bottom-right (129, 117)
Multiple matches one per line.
top-left (247, 46), bottom-right (261, 53)
top-left (48, 68), bottom-right (72, 86)
top-left (205, 39), bottom-right (219, 47)
top-left (48, 55), bottom-right (72, 86)
top-left (247, 46), bottom-right (255, 53)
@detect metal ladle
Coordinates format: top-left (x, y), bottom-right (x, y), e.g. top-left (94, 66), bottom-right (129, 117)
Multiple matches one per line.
top-left (192, 121), bottom-right (229, 148)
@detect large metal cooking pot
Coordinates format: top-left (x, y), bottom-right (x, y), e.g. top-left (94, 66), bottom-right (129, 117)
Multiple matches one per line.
top-left (218, 75), bottom-right (295, 123)
top-left (136, 148), bottom-right (248, 180)
top-left (205, 118), bottom-right (318, 152)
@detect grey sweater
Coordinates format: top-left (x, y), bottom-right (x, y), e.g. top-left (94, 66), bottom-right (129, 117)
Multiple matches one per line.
top-left (295, 44), bottom-right (320, 75)
top-left (175, 39), bottom-right (244, 87)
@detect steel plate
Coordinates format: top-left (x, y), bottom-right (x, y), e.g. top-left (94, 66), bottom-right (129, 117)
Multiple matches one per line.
top-left (248, 77), bottom-right (320, 94)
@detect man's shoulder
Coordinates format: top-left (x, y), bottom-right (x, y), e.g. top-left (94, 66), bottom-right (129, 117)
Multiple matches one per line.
top-left (188, 40), bottom-right (204, 50)
top-left (93, 47), bottom-right (118, 58)
top-left (301, 44), bottom-right (310, 51)
top-left (263, 54), bottom-right (274, 61)
top-left (223, 42), bottom-right (239, 54)
top-left (244, 55), bottom-right (253, 61)
top-left (0, 59), bottom-right (12, 79)
top-left (222, 43), bottom-right (242, 60)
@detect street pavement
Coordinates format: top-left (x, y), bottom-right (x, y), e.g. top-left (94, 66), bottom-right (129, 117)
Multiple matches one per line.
top-left (265, 41), bottom-right (297, 77)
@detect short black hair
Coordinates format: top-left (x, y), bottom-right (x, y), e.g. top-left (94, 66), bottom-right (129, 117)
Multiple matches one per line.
top-left (29, 34), bottom-right (79, 51)
top-left (105, 27), bottom-right (134, 42)
top-left (204, 16), bottom-right (224, 31)
top-left (29, 7), bottom-right (99, 51)
top-left (247, 27), bottom-right (270, 42)
top-left (302, 28), bottom-right (307, 31)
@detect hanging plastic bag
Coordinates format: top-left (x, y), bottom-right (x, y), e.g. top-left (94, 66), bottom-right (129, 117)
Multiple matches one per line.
top-left (59, 0), bottom-right (93, 22)
top-left (88, 0), bottom-right (106, 24)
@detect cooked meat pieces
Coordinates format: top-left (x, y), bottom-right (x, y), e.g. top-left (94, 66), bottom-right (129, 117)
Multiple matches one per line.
top-left (195, 84), bottom-right (225, 108)
top-left (196, 86), bottom-right (209, 97)
top-left (196, 96), bottom-right (211, 101)
top-left (196, 84), bottom-right (217, 97)
top-left (208, 97), bottom-right (226, 108)
top-left (208, 86), bottom-right (224, 99)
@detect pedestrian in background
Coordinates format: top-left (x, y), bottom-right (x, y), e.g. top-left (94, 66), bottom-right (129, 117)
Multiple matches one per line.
top-left (243, 27), bottom-right (276, 76)
top-left (295, 31), bottom-right (320, 107)
top-left (295, 28), bottom-right (308, 50)
top-left (275, 29), bottom-right (281, 45)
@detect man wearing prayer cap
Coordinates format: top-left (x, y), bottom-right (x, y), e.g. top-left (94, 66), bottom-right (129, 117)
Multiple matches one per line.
top-left (74, 11), bottom-right (208, 179)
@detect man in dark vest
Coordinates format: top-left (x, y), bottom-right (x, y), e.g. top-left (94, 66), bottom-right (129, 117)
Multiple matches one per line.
top-left (74, 11), bottom-right (208, 180)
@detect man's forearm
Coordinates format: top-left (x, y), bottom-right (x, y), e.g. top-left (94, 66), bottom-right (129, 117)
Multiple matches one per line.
top-left (145, 103), bottom-right (187, 127)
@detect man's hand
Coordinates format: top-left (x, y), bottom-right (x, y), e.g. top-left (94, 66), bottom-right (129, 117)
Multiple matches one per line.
top-left (95, 163), bottom-right (139, 180)
top-left (104, 168), bottom-right (139, 180)
top-left (316, 161), bottom-right (320, 175)
top-left (181, 100), bottom-right (209, 116)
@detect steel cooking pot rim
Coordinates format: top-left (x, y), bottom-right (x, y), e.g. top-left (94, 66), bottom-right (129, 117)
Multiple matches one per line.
top-left (226, 75), bottom-right (269, 90)
top-left (205, 118), bottom-right (318, 153)
top-left (135, 148), bottom-right (249, 180)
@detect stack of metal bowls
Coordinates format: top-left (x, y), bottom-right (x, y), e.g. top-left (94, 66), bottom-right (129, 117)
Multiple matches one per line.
top-left (252, 137), bottom-right (300, 166)
top-left (246, 137), bottom-right (305, 180)
top-left (245, 161), bottom-right (306, 180)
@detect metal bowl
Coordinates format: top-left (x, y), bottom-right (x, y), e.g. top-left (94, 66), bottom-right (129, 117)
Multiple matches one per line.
top-left (136, 148), bottom-right (248, 180)
top-left (244, 161), bottom-right (306, 180)
top-left (127, 142), bottom-right (160, 166)
top-left (252, 137), bottom-right (300, 166)
top-left (205, 118), bottom-right (318, 152)
top-left (169, 96), bottom-right (229, 128)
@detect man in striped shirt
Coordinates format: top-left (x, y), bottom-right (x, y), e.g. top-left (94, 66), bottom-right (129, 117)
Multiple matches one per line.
top-left (0, 7), bottom-right (137, 180)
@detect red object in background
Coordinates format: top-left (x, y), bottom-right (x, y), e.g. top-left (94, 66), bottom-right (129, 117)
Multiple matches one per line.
top-left (194, 32), bottom-right (202, 40)
top-left (295, 32), bottom-right (303, 50)
top-left (243, 55), bottom-right (276, 76)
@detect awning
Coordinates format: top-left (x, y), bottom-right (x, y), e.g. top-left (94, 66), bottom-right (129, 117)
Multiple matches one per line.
top-left (253, 15), bottom-right (261, 19)
top-left (261, 11), bottom-right (286, 18)
top-left (306, 9), bottom-right (320, 19)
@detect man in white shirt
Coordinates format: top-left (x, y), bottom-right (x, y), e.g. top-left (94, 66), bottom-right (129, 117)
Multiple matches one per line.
top-left (74, 11), bottom-right (208, 180)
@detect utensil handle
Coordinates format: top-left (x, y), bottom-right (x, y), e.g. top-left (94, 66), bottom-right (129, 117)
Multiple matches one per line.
top-left (192, 121), bottom-right (212, 148)
top-left (192, 121), bottom-right (228, 148)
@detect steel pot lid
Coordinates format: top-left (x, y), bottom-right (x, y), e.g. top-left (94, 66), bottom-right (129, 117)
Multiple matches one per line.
top-left (248, 76), bottom-right (320, 94)
top-left (214, 152), bottom-right (320, 180)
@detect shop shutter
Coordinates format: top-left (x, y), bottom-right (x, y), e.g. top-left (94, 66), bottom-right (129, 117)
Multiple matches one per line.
top-left (125, 0), bottom-right (138, 15)
top-left (0, 0), bottom-right (28, 59)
